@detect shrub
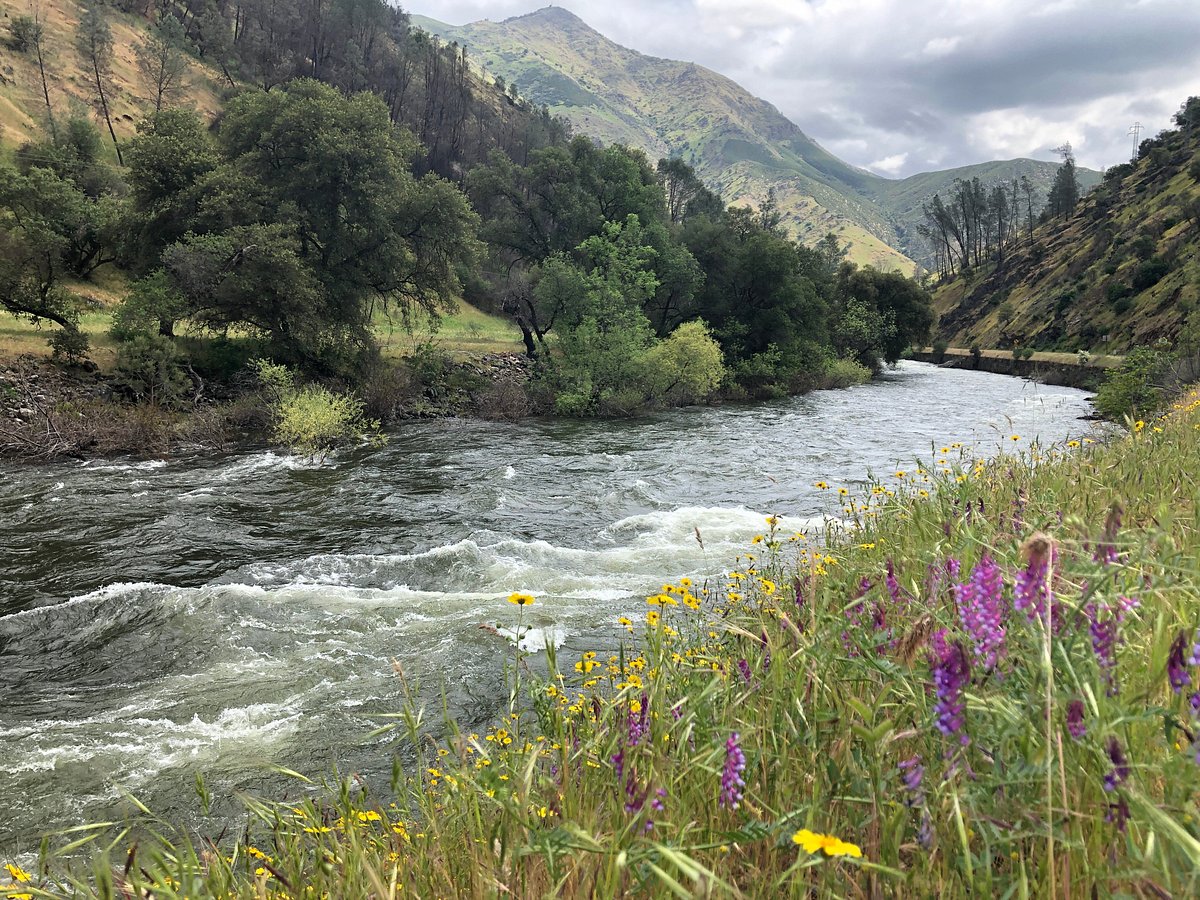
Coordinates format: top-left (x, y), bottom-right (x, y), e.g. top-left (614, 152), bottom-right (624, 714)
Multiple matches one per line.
top-left (48, 327), bottom-right (90, 365)
top-left (254, 360), bottom-right (382, 458)
top-left (1093, 346), bottom-right (1170, 420)
top-left (115, 334), bottom-right (191, 406)
top-left (820, 356), bottom-right (872, 388)
top-left (931, 338), bottom-right (948, 363)
top-left (637, 320), bottom-right (726, 407)
top-left (7, 15), bottom-right (38, 52)
top-left (1132, 257), bottom-right (1170, 292)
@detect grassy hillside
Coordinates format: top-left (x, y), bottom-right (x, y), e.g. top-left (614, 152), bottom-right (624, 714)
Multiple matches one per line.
top-left (932, 131), bottom-right (1200, 353)
top-left (0, 0), bottom-right (227, 154)
top-left (414, 7), bottom-right (1097, 272)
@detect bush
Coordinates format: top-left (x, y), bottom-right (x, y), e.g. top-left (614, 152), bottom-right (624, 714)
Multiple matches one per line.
top-left (819, 356), bottom-right (872, 388)
top-left (1093, 346), bottom-right (1170, 420)
top-left (49, 327), bottom-right (90, 364)
top-left (254, 360), bottom-right (382, 458)
top-left (7, 15), bottom-right (38, 52)
top-left (115, 334), bottom-right (191, 406)
top-left (637, 320), bottom-right (726, 407)
top-left (1132, 257), bottom-right (1170, 292)
top-left (931, 338), bottom-right (948, 363)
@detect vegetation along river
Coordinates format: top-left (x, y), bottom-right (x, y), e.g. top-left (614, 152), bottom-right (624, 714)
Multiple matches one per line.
top-left (0, 362), bottom-right (1096, 851)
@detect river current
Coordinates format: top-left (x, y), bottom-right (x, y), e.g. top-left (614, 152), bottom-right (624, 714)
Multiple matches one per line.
top-left (0, 362), bottom-right (1095, 850)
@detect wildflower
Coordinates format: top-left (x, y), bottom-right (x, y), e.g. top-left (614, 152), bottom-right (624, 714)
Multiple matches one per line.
top-left (931, 635), bottom-right (970, 741)
top-left (1104, 737), bottom-right (1129, 792)
top-left (885, 559), bottom-right (905, 607)
top-left (1190, 628), bottom-right (1200, 667)
top-left (507, 592), bottom-right (535, 606)
top-left (1106, 796), bottom-right (1131, 832)
top-left (1066, 700), bottom-right (1087, 740)
top-left (814, 481), bottom-right (829, 490)
top-left (719, 732), bottom-right (746, 809)
top-left (737, 659), bottom-right (753, 684)
top-left (3, 864), bottom-right (31, 883)
top-left (838, 487), bottom-right (849, 497)
top-left (792, 829), bottom-right (864, 858)
top-left (1088, 606), bottom-right (1120, 693)
top-left (958, 555), bottom-right (1006, 671)
top-left (651, 787), bottom-right (667, 812)
top-left (1168, 631), bottom-right (1192, 694)
top-left (647, 611), bottom-right (660, 627)
top-left (1011, 435), bottom-right (1021, 442)
top-left (1015, 533), bottom-right (1053, 622)
top-left (751, 534), bottom-right (765, 545)
top-left (898, 756), bottom-right (934, 849)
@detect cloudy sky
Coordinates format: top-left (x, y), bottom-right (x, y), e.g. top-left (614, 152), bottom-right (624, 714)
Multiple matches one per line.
top-left (403, 0), bottom-right (1200, 178)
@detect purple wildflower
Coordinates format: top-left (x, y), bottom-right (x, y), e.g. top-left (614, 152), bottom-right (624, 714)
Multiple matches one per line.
top-left (898, 756), bottom-right (933, 849)
top-left (886, 560), bottom-right (904, 606)
top-left (611, 749), bottom-right (624, 781)
top-left (719, 732), bottom-right (746, 809)
top-left (1014, 556), bottom-right (1048, 622)
top-left (1088, 606), bottom-right (1120, 694)
top-left (1168, 631), bottom-right (1192, 694)
top-left (627, 695), bottom-right (649, 746)
top-left (932, 636), bottom-right (971, 741)
top-left (1066, 700), bottom-right (1087, 740)
top-left (1103, 737), bottom-right (1129, 792)
top-left (737, 658), bottom-right (753, 684)
top-left (958, 555), bottom-right (1007, 670)
top-left (898, 756), bottom-right (924, 804)
top-left (651, 787), bottom-right (667, 812)
top-left (1106, 797), bottom-right (1131, 832)
top-left (624, 772), bottom-right (649, 814)
top-left (1189, 628), bottom-right (1200, 667)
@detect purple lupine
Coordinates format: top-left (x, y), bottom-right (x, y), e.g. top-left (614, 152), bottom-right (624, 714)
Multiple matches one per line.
top-left (624, 771), bottom-right (649, 814)
top-left (1066, 700), bottom-right (1087, 740)
top-left (627, 695), bottom-right (649, 746)
top-left (1088, 605), bottom-right (1120, 694)
top-left (1168, 632), bottom-right (1192, 694)
top-left (1106, 797), bottom-right (1131, 832)
top-left (898, 756), bottom-right (933, 849)
top-left (1095, 504), bottom-right (1123, 565)
top-left (886, 560), bottom-right (904, 607)
top-left (611, 748), bottom-right (624, 781)
top-left (737, 658), bottom-right (753, 684)
top-left (651, 787), bottom-right (667, 812)
top-left (1189, 628), bottom-right (1200, 667)
top-left (719, 732), bottom-right (746, 809)
top-left (932, 636), bottom-right (971, 742)
top-left (1014, 556), bottom-right (1048, 622)
top-left (1103, 737), bottom-right (1129, 792)
top-left (958, 555), bottom-right (1007, 671)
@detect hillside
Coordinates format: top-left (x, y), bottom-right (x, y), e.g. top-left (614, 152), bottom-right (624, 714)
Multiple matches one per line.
top-left (413, 7), bottom-right (1097, 271)
top-left (0, 0), bottom-right (228, 150)
top-left (932, 118), bottom-right (1200, 353)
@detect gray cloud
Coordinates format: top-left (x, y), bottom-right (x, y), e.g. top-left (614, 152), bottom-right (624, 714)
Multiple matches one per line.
top-left (402, 0), bottom-right (1200, 177)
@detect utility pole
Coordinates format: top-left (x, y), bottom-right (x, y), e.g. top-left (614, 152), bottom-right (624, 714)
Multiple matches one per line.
top-left (1128, 122), bottom-right (1142, 163)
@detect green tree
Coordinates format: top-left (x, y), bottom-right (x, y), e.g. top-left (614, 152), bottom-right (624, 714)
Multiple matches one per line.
top-left (218, 80), bottom-right (479, 340)
top-left (1046, 143), bottom-right (1080, 219)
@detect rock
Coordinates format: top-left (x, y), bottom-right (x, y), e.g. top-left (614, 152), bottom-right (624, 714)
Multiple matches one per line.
top-left (16, 408), bottom-right (36, 420)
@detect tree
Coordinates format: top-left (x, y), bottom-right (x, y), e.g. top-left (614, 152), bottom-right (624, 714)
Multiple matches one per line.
top-left (135, 17), bottom-right (190, 114)
top-left (834, 265), bottom-right (934, 371)
top-left (1046, 143), bottom-right (1080, 219)
top-left (75, 4), bottom-right (122, 165)
top-left (217, 80), bottom-right (479, 354)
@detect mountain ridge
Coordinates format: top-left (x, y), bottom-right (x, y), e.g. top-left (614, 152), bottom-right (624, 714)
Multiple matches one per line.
top-left (413, 6), bottom-right (1098, 270)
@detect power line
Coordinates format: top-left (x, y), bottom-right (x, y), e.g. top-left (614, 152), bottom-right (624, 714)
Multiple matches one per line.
top-left (1127, 122), bottom-right (1142, 163)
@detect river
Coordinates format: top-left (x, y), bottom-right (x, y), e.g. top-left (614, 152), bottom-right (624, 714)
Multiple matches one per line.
top-left (0, 362), bottom-right (1095, 851)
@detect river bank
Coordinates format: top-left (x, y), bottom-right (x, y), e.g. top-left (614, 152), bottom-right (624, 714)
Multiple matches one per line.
top-left (909, 346), bottom-right (1123, 390)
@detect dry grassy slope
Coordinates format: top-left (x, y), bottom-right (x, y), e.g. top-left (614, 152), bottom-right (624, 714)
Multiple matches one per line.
top-left (0, 0), bottom-right (227, 155)
top-left (932, 140), bottom-right (1200, 353)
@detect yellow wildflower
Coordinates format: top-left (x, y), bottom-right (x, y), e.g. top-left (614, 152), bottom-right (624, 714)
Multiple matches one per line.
top-left (507, 592), bottom-right (535, 606)
top-left (792, 829), bottom-right (864, 858)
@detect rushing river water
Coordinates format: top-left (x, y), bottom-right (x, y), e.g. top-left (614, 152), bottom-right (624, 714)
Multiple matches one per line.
top-left (0, 362), bottom-right (1096, 851)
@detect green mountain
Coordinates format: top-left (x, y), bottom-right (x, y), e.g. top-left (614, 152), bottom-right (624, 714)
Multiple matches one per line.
top-left (931, 119), bottom-right (1200, 353)
top-left (412, 7), bottom-right (1097, 271)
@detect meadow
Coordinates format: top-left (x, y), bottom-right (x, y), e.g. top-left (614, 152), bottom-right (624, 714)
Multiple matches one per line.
top-left (5, 395), bottom-right (1200, 898)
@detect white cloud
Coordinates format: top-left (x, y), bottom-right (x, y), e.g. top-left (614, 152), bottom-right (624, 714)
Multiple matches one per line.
top-left (405, 0), bottom-right (1200, 176)
top-left (867, 153), bottom-right (909, 175)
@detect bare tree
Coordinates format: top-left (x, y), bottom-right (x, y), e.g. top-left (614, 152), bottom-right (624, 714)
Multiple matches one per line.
top-left (136, 17), bottom-right (190, 113)
top-left (76, 4), bottom-right (122, 165)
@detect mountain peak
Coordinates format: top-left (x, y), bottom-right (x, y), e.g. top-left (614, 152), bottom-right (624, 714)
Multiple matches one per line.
top-left (505, 6), bottom-right (590, 30)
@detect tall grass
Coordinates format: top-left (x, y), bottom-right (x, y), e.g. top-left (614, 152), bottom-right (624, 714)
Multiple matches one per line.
top-left (11, 398), bottom-right (1200, 898)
